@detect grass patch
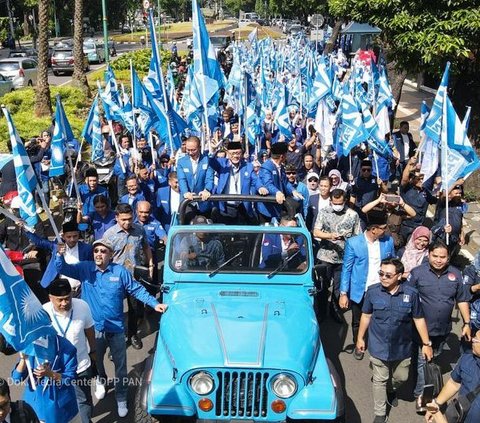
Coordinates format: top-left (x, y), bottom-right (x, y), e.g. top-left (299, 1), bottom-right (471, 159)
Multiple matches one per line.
top-left (231, 24), bottom-right (283, 40)
top-left (0, 86), bottom-right (91, 152)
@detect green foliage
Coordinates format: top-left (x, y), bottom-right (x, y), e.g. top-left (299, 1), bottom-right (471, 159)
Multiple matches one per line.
top-left (0, 86), bottom-right (91, 152)
top-left (110, 48), bottom-right (172, 74)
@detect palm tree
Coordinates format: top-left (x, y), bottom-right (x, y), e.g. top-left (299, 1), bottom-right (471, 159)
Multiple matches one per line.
top-left (34, 0), bottom-right (52, 117)
top-left (72, 0), bottom-right (91, 96)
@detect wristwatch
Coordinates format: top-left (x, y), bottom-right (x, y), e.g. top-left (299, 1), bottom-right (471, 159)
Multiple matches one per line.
top-left (463, 321), bottom-right (470, 326)
top-left (423, 341), bottom-right (432, 347)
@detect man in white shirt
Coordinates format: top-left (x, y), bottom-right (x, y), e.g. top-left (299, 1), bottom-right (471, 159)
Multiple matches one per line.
top-left (43, 278), bottom-right (96, 423)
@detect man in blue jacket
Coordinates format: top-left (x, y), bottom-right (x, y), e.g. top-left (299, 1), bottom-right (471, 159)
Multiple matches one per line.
top-left (209, 141), bottom-right (257, 224)
top-left (339, 212), bottom-right (395, 360)
top-left (155, 171), bottom-right (181, 233)
top-left (25, 221), bottom-right (93, 293)
top-left (256, 142), bottom-right (303, 221)
top-left (55, 238), bottom-right (167, 419)
top-left (177, 136), bottom-right (214, 221)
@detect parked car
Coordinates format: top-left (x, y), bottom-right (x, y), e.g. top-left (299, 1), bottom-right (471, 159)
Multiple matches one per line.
top-left (134, 195), bottom-right (345, 423)
top-left (8, 48), bottom-right (38, 60)
top-left (83, 39), bottom-right (105, 63)
top-left (289, 25), bottom-right (304, 37)
top-left (51, 47), bottom-right (89, 76)
top-left (0, 73), bottom-right (14, 96)
top-left (0, 58), bottom-right (38, 89)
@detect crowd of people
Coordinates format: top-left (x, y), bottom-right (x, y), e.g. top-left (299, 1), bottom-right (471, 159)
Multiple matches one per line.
top-left (0, 61), bottom-right (478, 423)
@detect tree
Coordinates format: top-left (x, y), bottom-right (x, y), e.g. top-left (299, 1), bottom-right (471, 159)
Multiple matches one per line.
top-left (72, 0), bottom-right (91, 96)
top-left (34, 0), bottom-right (52, 117)
top-left (328, 0), bottom-right (480, 134)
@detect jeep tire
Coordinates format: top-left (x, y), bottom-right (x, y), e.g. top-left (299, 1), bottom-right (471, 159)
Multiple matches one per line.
top-left (134, 380), bottom-right (160, 423)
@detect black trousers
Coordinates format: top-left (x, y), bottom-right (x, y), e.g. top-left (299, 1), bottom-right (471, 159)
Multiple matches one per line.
top-left (351, 299), bottom-right (364, 345)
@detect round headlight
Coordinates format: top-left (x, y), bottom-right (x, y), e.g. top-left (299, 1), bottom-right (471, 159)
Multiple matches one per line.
top-left (189, 372), bottom-right (214, 395)
top-left (271, 374), bottom-right (297, 399)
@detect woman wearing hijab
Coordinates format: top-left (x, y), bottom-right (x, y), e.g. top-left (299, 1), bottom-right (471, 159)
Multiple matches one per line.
top-left (329, 169), bottom-right (350, 193)
top-left (400, 226), bottom-right (431, 278)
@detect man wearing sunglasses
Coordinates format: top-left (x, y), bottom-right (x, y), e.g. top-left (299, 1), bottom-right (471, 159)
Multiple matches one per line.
top-left (55, 238), bottom-right (167, 419)
top-left (351, 159), bottom-right (380, 226)
top-left (356, 258), bottom-right (432, 423)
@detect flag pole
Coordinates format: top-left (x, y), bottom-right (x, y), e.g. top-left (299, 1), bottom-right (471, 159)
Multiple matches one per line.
top-left (22, 354), bottom-right (37, 391)
top-left (66, 152), bottom-right (80, 199)
top-left (441, 88), bottom-right (449, 245)
top-left (36, 184), bottom-right (62, 243)
top-left (67, 139), bottom-right (84, 197)
top-left (129, 60), bottom-right (139, 159)
top-left (0, 206), bottom-right (34, 232)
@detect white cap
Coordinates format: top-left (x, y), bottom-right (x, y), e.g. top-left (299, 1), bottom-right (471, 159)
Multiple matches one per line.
top-left (10, 196), bottom-right (22, 209)
top-left (307, 172), bottom-right (320, 180)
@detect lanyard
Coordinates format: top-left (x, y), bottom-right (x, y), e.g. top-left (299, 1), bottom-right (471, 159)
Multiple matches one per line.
top-left (51, 305), bottom-right (74, 338)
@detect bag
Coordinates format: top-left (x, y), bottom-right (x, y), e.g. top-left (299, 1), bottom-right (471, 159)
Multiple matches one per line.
top-left (424, 361), bottom-right (444, 397)
top-left (444, 385), bottom-right (480, 423)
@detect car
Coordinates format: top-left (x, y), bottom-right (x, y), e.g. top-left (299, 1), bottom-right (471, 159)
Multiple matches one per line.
top-left (0, 73), bottom-right (14, 96)
top-left (210, 35), bottom-right (232, 53)
top-left (51, 47), bottom-right (89, 76)
top-left (134, 195), bottom-right (345, 423)
top-left (83, 39), bottom-right (105, 63)
top-left (289, 25), bottom-right (305, 37)
top-left (0, 58), bottom-right (38, 89)
top-left (8, 48), bottom-right (38, 60)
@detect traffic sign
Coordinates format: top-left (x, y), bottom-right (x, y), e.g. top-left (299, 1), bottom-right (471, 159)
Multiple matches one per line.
top-left (143, 0), bottom-right (150, 9)
top-left (311, 14), bottom-right (324, 28)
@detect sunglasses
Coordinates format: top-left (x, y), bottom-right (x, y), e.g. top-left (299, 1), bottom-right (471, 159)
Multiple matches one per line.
top-left (361, 168), bottom-right (372, 172)
top-left (308, 178), bottom-right (319, 182)
top-left (286, 171), bottom-right (297, 175)
top-left (378, 270), bottom-right (398, 279)
top-left (94, 248), bottom-right (109, 254)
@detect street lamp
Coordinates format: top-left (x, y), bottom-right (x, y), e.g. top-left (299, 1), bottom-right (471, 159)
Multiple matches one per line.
top-left (101, 0), bottom-right (109, 63)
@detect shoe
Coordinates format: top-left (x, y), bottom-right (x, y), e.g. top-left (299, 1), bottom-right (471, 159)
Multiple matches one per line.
top-left (416, 396), bottom-right (426, 415)
top-left (373, 415), bottom-right (387, 423)
top-left (94, 380), bottom-right (106, 400)
top-left (387, 390), bottom-right (398, 408)
top-left (343, 344), bottom-right (355, 354)
top-left (130, 335), bottom-right (143, 350)
top-left (353, 348), bottom-right (364, 360)
top-left (117, 401), bottom-right (128, 418)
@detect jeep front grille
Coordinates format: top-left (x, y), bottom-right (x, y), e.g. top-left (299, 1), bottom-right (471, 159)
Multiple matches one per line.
top-left (215, 371), bottom-right (269, 418)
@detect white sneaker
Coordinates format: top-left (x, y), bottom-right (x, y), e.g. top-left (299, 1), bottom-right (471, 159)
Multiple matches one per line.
top-left (117, 401), bottom-right (128, 418)
top-left (94, 380), bottom-right (106, 400)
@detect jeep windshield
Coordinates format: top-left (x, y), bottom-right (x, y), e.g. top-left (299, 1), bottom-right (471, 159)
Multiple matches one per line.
top-left (169, 229), bottom-right (309, 275)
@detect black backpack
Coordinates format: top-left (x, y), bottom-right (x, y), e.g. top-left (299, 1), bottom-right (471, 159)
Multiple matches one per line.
top-left (424, 360), bottom-right (444, 397)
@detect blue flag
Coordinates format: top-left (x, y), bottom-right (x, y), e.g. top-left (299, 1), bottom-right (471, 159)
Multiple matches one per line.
top-left (361, 104), bottom-right (392, 157)
top-left (83, 97), bottom-right (104, 162)
top-left (50, 95), bottom-right (74, 177)
top-left (2, 107), bottom-right (38, 227)
top-left (338, 93), bottom-right (367, 156)
top-left (81, 95), bottom-right (98, 144)
top-left (424, 62), bottom-right (450, 145)
top-left (0, 245), bottom-right (56, 352)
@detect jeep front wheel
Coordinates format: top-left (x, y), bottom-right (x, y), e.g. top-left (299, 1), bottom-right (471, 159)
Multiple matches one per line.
top-left (134, 383), bottom-right (160, 423)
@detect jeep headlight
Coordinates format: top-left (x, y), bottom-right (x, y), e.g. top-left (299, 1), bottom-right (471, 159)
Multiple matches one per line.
top-left (271, 374), bottom-right (297, 399)
top-left (189, 372), bottom-right (214, 395)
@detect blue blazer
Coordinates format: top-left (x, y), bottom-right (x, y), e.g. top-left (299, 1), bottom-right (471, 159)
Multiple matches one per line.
top-left (210, 157), bottom-right (256, 215)
top-left (340, 233), bottom-right (396, 303)
top-left (120, 191), bottom-right (146, 218)
top-left (155, 185), bottom-right (174, 233)
top-left (255, 159), bottom-right (294, 218)
top-left (26, 232), bottom-right (93, 288)
top-left (259, 233), bottom-right (306, 269)
top-left (177, 154), bottom-right (214, 213)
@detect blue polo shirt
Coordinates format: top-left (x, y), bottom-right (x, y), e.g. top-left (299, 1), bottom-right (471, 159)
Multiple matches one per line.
top-left (362, 283), bottom-right (423, 361)
top-left (78, 184), bottom-right (109, 216)
top-left (86, 210), bottom-right (116, 239)
top-left (406, 263), bottom-right (470, 337)
top-left (450, 352), bottom-right (480, 423)
top-left (55, 255), bottom-right (158, 333)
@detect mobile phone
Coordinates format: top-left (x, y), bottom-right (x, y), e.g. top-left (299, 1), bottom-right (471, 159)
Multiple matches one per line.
top-left (385, 194), bottom-right (400, 204)
top-left (422, 384), bottom-right (435, 407)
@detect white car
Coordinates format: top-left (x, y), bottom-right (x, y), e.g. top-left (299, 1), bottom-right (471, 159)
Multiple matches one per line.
top-left (0, 73), bottom-right (14, 97)
top-left (0, 58), bottom-right (38, 89)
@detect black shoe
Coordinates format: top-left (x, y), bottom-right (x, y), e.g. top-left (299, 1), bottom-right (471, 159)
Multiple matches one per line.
top-left (130, 335), bottom-right (143, 350)
top-left (373, 415), bottom-right (387, 423)
top-left (416, 396), bottom-right (426, 415)
top-left (387, 391), bottom-right (398, 408)
top-left (353, 348), bottom-right (364, 360)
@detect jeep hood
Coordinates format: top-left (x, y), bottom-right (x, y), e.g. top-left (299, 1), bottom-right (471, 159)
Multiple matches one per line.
top-left (160, 284), bottom-right (319, 378)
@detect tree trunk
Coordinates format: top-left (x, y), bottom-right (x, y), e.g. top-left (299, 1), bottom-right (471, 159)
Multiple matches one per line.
top-left (386, 60), bottom-right (407, 123)
top-left (323, 19), bottom-right (343, 55)
top-left (35, 0), bottom-right (52, 117)
top-left (72, 0), bottom-right (91, 96)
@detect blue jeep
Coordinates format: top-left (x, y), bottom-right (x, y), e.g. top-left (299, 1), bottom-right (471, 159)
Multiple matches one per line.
top-left (135, 196), bottom-right (345, 422)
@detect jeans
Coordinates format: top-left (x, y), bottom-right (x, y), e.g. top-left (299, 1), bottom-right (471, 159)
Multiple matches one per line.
top-left (370, 356), bottom-right (411, 416)
top-left (414, 335), bottom-right (447, 397)
top-left (74, 367), bottom-right (94, 423)
top-left (95, 330), bottom-right (128, 403)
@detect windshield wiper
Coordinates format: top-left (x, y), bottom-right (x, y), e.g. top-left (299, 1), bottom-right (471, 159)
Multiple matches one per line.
top-left (209, 251), bottom-right (244, 277)
top-left (267, 249), bottom-right (301, 279)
